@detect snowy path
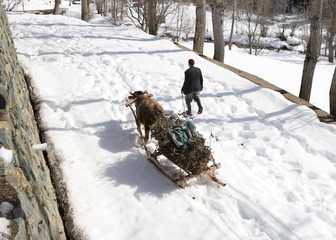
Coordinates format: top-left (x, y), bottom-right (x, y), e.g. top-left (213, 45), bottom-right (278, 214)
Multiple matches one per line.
top-left (8, 13), bottom-right (336, 240)
top-left (182, 41), bottom-right (336, 113)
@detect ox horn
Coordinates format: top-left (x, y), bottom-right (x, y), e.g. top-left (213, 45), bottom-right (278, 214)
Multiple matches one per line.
top-left (125, 97), bottom-right (137, 107)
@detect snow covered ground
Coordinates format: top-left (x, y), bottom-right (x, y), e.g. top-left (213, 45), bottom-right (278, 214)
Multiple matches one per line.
top-left (176, 9), bottom-right (335, 114)
top-left (2, 2), bottom-right (336, 240)
top-left (182, 42), bottom-right (336, 113)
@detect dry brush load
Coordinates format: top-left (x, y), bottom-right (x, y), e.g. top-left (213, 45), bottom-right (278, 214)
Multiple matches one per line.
top-left (151, 113), bottom-right (212, 175)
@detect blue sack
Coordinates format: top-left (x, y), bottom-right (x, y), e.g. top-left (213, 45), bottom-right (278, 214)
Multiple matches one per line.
top-left (168, 121), bottom-right (197, 148)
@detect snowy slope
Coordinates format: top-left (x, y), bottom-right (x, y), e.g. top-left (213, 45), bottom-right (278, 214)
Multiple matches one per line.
top-left (182, 42), bottom-right (335, 115)
top-left (6, 8), bottom-right (336, 240)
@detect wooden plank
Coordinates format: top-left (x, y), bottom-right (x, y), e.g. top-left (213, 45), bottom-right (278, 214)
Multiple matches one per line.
top-left (148, 155), bottom-right (186, 188)
top-left (207, 172), bottom-right (226, 187)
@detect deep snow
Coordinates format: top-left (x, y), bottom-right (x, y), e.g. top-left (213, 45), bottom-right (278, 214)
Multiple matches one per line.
top-left (2, 2), bottom-right (336, 240)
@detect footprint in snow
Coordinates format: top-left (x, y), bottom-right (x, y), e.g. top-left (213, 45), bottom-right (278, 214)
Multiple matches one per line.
top-left (288, 162), bottom-right (303, 174)
top-left (231, 105), bottom-right (237, 113)
top-left (233, 88), bottom-right (242, 97)
top-left (284, 191), bottom-right (297, 203)
top-left (330, 173), bottom-right (336, 180)
top-left (306, 171), bottom-right (319, 180)
top-left (263, 136), bottom-right (270, 142)
top-left (238, 130), bottom-right (256, 139)
top-left (62, 102), bottom-right (72, 112)
top-left (247, 105), bottom-right (255, 113)
top-left (243, 123), bottom-right (250, 130)
top-left (209, 199), bottom-right (226, 213)
top-left (103, 59), bottom-right (111, 66)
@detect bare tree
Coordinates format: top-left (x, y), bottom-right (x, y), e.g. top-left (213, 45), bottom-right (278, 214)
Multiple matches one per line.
top-left (244, 0), bottom-right (260, 55)
top-left (148, 0), bottom-right (157, 35)
top-left (3, 0), bottom-right (22, 11)
top-left (96, 0), bottom-right (103, 15)
top-left (126, 0), bottom-right (173, 36)
top-left (242, 0), bottom-right (272, 55)
top-left (276, 16), bottom-right (287, 41)
top-left (229, 0), bottom-right (236, 50)
top-left (95, 0), bottom-right (125, 21)
top-left (257, 0), bottom-right (272, 37)
top-left (126, 0), bottom-right (148, 32)
top-left (323, 0), bottom-right (336, 63)
top-left (193, 0), bottom-right (206, 54)
top-left (210, 0), bottom-right (226, 62)
top-left (53, 0), bottom-right (61, 15)
top-left (114, 0), bottom-right (126, 23)
top-left (82, 0), bottom-right (90, 21)
top-left (171, 1), bottom-right (193, 42)
top-left (274, 1), bottom-right (300, 41)
top-left (330, 67), bottom-right (336, 116)
top-left (275, 0), bottom-right (289, 13)
top-left (301, 3), bottom-right (311, 52)
top-left (299, 0), bottom-right (323, 101)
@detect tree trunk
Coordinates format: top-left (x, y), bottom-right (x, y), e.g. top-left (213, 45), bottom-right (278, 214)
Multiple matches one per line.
top-left (81, 0), bottom-right (89, 21)
top-left (148, 0), bottom-right (158, 35)
top-left (229, 0), bottom-right (236, 50)
top-left (327, 2), bottom-right (336, 63)
top-left (330, 67), bottom-right (336, 115)
top-left (211, 0), bottom-right (225, 62)
top-left (299, 0), bottom-right (323, 102)
top-left (247, 16), bottom-right (253, 55)
top-left (328, 35), bottom-right (335, 63)
top-left (53, 0), bottom-right (61, 15)
top-left (193, 0), bottom-right (206, 55)
top-left (96, 0), bottom-right (102, 15)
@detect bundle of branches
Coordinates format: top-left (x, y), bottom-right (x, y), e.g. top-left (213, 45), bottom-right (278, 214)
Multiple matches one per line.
top-left (151, 113), bottom-right (212, 175)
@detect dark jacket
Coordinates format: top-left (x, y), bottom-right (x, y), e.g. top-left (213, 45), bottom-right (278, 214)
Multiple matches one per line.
top-left (181, 66), bottom-right (203, 95)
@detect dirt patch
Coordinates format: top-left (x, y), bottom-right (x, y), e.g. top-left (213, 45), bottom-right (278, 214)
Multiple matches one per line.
top-left (0, 177), bottom-right (19, 240)
top-left (0, 178), bottom-right (17, 204)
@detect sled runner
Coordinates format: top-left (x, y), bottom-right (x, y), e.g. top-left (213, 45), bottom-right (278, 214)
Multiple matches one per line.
top-left (125, 94), bottom-right (226, 188)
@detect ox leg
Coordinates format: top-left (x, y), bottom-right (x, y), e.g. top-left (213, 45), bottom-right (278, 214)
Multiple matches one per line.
top-left (136, 118), bottom-right (143, 136)
top-left (144, 125), bottom-right (150, 145)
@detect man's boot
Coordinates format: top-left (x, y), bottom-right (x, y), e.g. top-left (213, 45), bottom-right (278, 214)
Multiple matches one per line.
top-left (196, 98), bottom-right (203, 114)
top-left (186, 102), bottom-right (192, 115)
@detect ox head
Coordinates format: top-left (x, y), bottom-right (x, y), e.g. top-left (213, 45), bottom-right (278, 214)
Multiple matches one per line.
top-left (128, 90), bottom-right (148, 100)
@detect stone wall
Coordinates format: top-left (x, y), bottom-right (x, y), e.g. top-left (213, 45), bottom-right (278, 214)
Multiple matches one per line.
top-left (0, 4), bottom-right (66, 240)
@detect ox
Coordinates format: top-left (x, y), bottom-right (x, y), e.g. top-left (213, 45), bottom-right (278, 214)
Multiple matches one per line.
top-left (128, 91), bottom-right (164, 145)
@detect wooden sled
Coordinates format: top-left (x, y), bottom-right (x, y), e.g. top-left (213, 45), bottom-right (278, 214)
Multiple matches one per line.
top-left (125, 97), bottom-right (226, 188)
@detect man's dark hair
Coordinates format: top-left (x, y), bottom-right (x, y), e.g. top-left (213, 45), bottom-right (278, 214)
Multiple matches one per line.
top-left (188, 59), bottom-right (195, 66)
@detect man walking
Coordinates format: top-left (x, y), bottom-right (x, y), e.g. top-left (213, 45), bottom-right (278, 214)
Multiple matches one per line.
top-left (181, 59), bottom-right (203, 116)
